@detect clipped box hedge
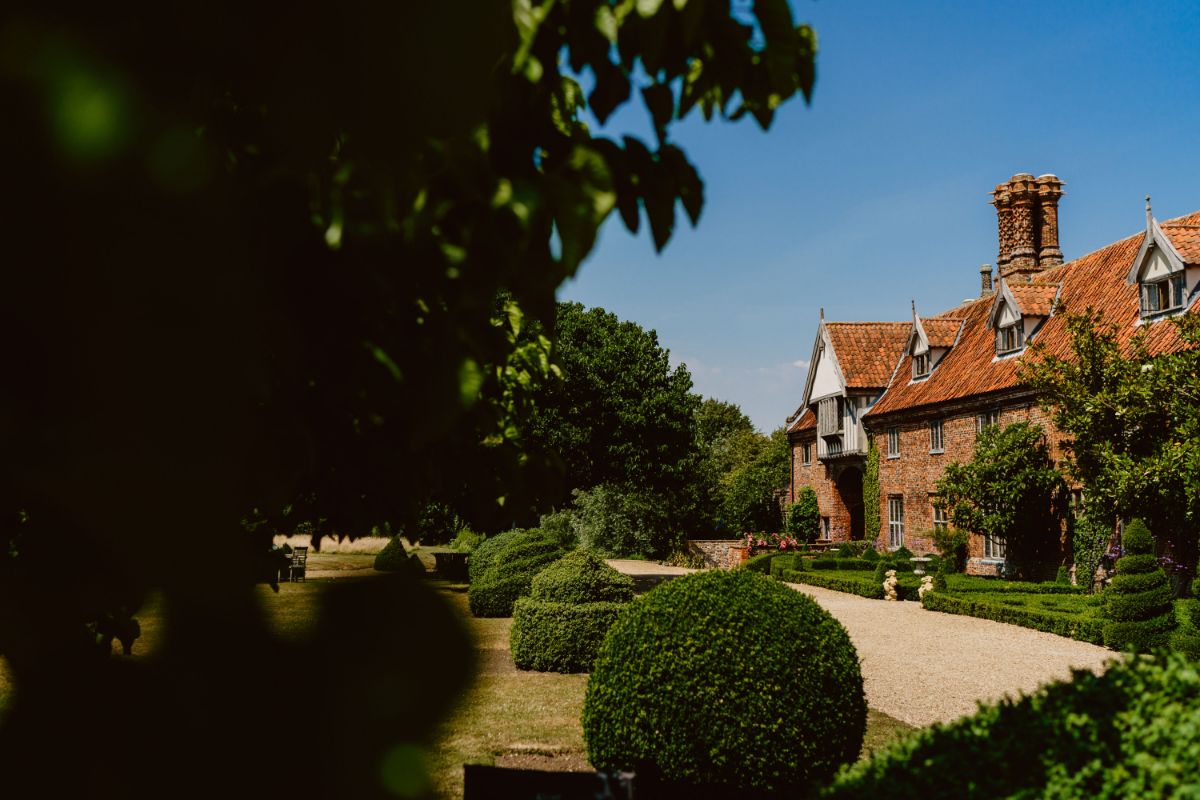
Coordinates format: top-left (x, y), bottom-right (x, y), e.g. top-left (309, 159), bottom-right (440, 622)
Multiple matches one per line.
top-left (467, 532), bottom-right (566, 617)
top-left (809, 558), bottom-right (875, 572)
top-left (920, 592), bottom-right (1105, 646)
top-left (782, 570), bottom-right (911, 600)
top-left (467, 528), bottom-right (528, 584)
top-left (510, 599), bottom-right (628, 672)
top-left (770, 554), bottom-right (803, 579)
top-left (826, 649), bottom-right (1200, 799)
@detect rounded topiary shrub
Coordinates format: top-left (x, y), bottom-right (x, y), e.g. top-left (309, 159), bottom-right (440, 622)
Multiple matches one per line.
top-left (467, 531), bottom-right (566, 618)
top-left (511, 552), bottom-right (634, 673)
top-left (582, 569), bottom-right (866, 793)
top-left (467, 528), bottom-right (526, 584)
top-left (1103, 519), bottom-right (1176, 651)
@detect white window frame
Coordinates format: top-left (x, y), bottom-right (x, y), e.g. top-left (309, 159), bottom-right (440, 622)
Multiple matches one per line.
top-left (983, 532), bottom-right (1006, 560)
top-left (887, 426), bottom-right (900, 459)
top-left (820, 517), bottom-right (831, 541)
top-left (976, 410), bottom-right (999, 434)
top-left (888, 496), bottom-right (905, 549)
top-left (801, 442), bottom-right (811, 466)
top-left (1140, 274), bottom-right (1185, 317)
top-left (929, 419), bottom-right (944, 453)
top-left (912, 351), bottom-right (930, 379)
top-left (932, 503), bottom-right (949, 532)
top-left (996, 322), bottom-right (1024, 355)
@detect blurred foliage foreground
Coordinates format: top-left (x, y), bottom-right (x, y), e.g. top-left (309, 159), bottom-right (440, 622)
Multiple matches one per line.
top-left (0, 2), bottom-right (815, 796)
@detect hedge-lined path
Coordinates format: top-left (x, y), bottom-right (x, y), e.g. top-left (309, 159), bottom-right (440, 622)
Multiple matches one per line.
top-left (604, 561), bottom-right (1119, 729)
top-left (787, 583), bottom-right (1118, 727)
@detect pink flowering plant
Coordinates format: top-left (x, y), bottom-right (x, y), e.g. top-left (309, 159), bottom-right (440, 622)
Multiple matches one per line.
top-left (744, 531), bottom-right (800, 554)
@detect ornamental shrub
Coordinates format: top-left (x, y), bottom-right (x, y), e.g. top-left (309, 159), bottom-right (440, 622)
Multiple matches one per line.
top-left (770, 553), bottom-right (802, 579)
top-left (510, 552), bottom-right (634, 672)
top-left (861, 547), bottom-right (880, 563)
top-left (467, 528), bottom-right (527, 583)
top-left (932, 561), bottom-right (948, 593)
top-left (1055, 565), bottom-right (1070, 585)
top-left (835, 543), bottom-right (854, 559)
top-left (788, 487), bottom-right (821, 543)
top-left (467, 532), bottom-right (566, 618)
top-left (742, 552), bottom-right (776, 574)
top-left (930, 526), bottom-right (968, 573)
top-left (872, 561), bottom-right (887, 585)
top-left (825, 650), bottom-right (1200, 799)
top-left (893, 545), bottom-right (914, 561)
top-left (583, 570), bottom-right (865, 793)
top-left (373, 536), bottom-right (423, 574)
top-left (1102, 519), bottom-right (1176, 651)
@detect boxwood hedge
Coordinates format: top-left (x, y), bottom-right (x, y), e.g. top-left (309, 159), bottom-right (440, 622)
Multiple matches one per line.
top-left (467, 528), bottom-right (527, 584)
top-left (920, 592), bottom-right (1105, 646)
top-left (510, 552), bottom-right (635, 673)
top-left (583, 570), bottom-right (865, 794)
top-left (824, 650), bottom-right (1200, 799)
top-left (1102, 519), bottom-right (1176, 651)
top-left (467, 532), bottom-right (566, 618)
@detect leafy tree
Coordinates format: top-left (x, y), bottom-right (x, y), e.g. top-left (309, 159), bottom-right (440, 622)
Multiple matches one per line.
top-left (570, 483), bottom-right (677, 558)
top-left (863, 437), bottom-right (881, 543)
top-left (721, 427), bottom-right (790, 532)
top-left (1, 0), bottom-right (817, 793)
top-left (525, 302), bottom-right (705, 531)
top-left (934, 422), bottom-right (1067, 581)
top-left (787, 487), bottom-right (821, 543)
top-left (1022, 310), bottom-right (1200, 590)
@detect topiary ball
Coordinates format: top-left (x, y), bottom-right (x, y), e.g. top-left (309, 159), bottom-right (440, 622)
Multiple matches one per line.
top-left (582, 569), bottom-right (866, 793)
top-left (468, 532), bottom-right (566, 617)
top-left (1122, 519), bottom-right (1153, 555)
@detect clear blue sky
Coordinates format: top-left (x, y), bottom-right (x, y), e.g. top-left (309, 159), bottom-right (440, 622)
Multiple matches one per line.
top-left (559, 0), bottom-right (1200, 432)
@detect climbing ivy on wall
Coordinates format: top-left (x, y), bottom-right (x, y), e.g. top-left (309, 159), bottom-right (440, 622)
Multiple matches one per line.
top-left (863, 438), bottom-right (880, 543)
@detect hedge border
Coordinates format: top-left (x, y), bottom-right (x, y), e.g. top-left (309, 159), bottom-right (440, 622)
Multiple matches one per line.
top-left (921, 592), bottom-right (1105, 646)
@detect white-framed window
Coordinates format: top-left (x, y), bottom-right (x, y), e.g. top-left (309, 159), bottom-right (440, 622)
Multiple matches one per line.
top-left (802, 442), bottom-right (811, 466)
top-left (929, 419), bottom-right (944, 453)
top-left (932, 504), bottom-right (949, 532)
top-left (976, 410), bottom-right (999, 434)
top-left (996, 322), bottom-right (1024, 355)
top-left (820, 517), bottom-right (831, 541)
top-left (1140, 274), bottom-right (1185, 317)
top-left (888, 496), bottom-right (904, 548)
top-left (912, 351), bottom-right (930, 379)
top-left (887, 426), bottom-right (900, 458)
top-left (984, 532), bottom-right (1006, 559)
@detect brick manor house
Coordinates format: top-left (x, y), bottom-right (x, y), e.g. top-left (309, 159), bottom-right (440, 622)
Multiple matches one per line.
top-left (786, 173), bottom-right (1200, 575)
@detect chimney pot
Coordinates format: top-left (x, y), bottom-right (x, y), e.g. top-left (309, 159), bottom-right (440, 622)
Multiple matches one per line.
top-left (993, 172), bottom-right (1065, 279)
top-left (979, 264), bottom-right (994, 297)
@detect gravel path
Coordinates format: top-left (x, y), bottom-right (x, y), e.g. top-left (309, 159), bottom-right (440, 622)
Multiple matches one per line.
top-left (787, 583), bottom-right (1119, 727)
top-left (605, 562), bottom-right (1120, 729)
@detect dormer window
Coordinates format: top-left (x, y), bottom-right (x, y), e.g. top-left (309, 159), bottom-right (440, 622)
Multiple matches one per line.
top-left (1141, 274), bottom-right (1186, 317)
top-left (912, 352), bottom-right (930, 379)
top-left (996, 322), bottom-right (1024, 355)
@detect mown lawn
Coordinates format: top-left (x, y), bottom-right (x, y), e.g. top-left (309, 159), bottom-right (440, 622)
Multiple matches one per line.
top-left (0, 562), bottom-right (917, 799)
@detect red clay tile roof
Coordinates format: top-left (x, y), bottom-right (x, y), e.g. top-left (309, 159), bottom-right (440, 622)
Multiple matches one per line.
top-left (922, 317), bottom-right (964, 347)
top-left (825, 322), bottom-right (911, 389)
top-left (788, 407), bottom-right (816, 433)
top-left (1008, 284), bottom-right (1059, 316)
top-left (866, 210), bottom-right (1200, 418)
top-left (1163, 223), bottom-right (1200, 263)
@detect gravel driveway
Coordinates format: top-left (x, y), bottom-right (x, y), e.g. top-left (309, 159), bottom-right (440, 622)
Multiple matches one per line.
top-left (605, 562), bottom-right (1119, 729)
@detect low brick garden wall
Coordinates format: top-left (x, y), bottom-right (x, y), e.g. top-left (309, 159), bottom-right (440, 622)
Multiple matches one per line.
top-left (687, 539), bottom-right (747, 569)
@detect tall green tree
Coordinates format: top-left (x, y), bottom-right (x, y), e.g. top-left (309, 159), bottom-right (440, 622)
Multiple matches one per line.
top-left (1, 1), bottom-right (817, 793)
top-left (934, 422), bottom-right (1067, 581)
top-left (1022, 311), bottom-right (1200, 589)
top-left (721, 426), bottom-right (791, 533)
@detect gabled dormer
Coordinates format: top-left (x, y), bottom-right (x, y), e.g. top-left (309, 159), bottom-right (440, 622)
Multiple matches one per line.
top-left (990, 278), bottom-right (1059, 357)
top-left (1126, 197), bottom-right (1200, 321)
top-left (908, 302), bottom-right (963, 381)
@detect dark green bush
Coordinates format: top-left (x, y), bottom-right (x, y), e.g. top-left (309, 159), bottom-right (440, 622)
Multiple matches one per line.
top-left (861, 547), bottom-right (880, 563)
top-left (527, 551), bottom-right (633, 605)
top-left (786, 570), bottom-right (884, 600)
top-left (467, 528), bottom-right (527, 583)
top-left (920, 592), bottom-right (1105, 645)
top-left (872, 561), bottom-right (887, 585)
top-left (742, 552), bottom-right (777, 574)
top-left (374, 536), bottom-right (411, 572)
top-left (932, 562), bottom-right (948, 593)
top-left (892, 545), bottom-right (914, 561)
top-left (450, 527), bottom-right (484, 553)
top-left (1187, 598), bottom-right (1200, 630)
top-left (770, 554), bottom-right (802, 579)
top-left (825, 650), bottom-right (1200, 799)
top-left (835, 543), bottom-right (854, 558)
top-left (1055, 565), bottom-right (1070, 584)
top-left (811, 558), bottom-right (874, 571)
top-left (511, 599), bottom-right (627, 672)
top-left (583, 570), bottom-right (865, 793)
top-left (468, 532), bottom-right (566, 617)
top-left (930, 527), bottom-right (969, 573)
top-left (1102, 519), bottom-right (1176, 651)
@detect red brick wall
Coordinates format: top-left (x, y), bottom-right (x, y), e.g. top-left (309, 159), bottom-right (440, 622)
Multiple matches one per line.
top-left (789, 432), bottom-right (856, 543)
top-left (871, 401), bottom-right (1070, 572)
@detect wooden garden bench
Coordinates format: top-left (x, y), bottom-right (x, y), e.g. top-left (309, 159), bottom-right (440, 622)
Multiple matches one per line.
top-left (288, 546), bottom-right (308, 582)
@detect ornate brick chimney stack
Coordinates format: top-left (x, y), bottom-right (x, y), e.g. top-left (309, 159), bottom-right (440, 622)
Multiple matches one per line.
top-left (980, 264), bottom-right (994, 297)
top-left (990, 172), bottom-right (1065, 281)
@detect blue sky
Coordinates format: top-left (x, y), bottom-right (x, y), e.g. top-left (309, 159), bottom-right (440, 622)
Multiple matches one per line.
top-left (559, 0), bottom-right (1200, 431)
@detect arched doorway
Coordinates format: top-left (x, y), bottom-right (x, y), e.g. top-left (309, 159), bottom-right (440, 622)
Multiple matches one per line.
top-left (836, 467), bottom-right (864, 540)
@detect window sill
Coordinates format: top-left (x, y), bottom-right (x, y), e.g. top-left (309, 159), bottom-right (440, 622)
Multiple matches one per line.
top-left (929, 449), bottom-right (944, 455)
top-left (887, 454), bottom-right (900, 460)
